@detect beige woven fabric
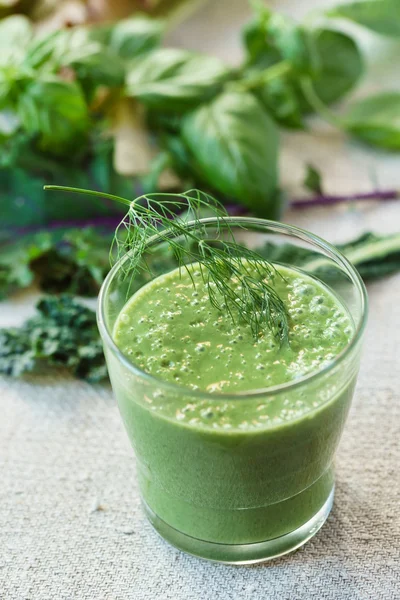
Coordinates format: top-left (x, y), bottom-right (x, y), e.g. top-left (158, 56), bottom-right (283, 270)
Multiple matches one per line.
top-left (2, 1), bottom-right (400, 595)
top-left (1, 199), bottom-right (400, 600)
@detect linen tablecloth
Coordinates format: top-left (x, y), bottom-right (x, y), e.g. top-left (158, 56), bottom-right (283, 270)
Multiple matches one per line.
top-left (2, 1), bottom-right (400, 597)
top-left (2, 198), bottom-right (400, 600)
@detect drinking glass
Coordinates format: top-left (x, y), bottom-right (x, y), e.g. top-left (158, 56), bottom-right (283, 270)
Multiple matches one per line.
top-left (98, 218), bottom-right (368, 564)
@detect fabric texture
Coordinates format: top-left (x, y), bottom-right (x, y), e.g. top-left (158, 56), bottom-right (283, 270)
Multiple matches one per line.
top-left (2, 0), bottom-right (400, 594)
top-left (1, 199), bottom-right (400, 600)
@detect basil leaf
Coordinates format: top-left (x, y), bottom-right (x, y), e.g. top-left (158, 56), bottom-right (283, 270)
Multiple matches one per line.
top-left (150, 111), bottom-right (181, 133)
top-left (243, 10), bottom-right (316, 75)
top-left (25, 28), bottom-right (125, 87)
top-left (327, 1), bottom-right (400, 37)
top-left (0, 15), bottom-right (32, 65)
top-left (242, 14), bottom-right (281, 70)
top-left (0, 74), bottom-right (13, 110)
top-left (243, 20), bottom-right (268, 62)
top-left (345, 92), bottom-right (400, 149)
top-left (163, 134), bottom-right (192, 171)
top-left (256, 77), bottom-right (304, 129)
top-left (182, 91), bottom-right (280, 216)
top-left (18, 78), bottom-right (89, 155)
top-left (300, 29), bottom-right (363, 108)
top-left (243, 24), bottom-right (361, 116)
top-left (242, 4), bottom-right (273, 63)
top-left (126, 48), bottom-right (230, 110)
top-left (109, 15), bottom-right (164, 59)
top-left (61, 29), bottom-right (126, 88)
top-left (244, 40), bottom-right (281, 73)
top-left (23, 30), bottom-right (63, 70)
top-left (267, 14), bottom-right (316, 75)
top-left (242, 15), bottom-right (305, 127)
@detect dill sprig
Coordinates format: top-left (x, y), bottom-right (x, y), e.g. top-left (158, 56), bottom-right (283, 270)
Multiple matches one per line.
top-left (44, 186), bottom-right (289, 342)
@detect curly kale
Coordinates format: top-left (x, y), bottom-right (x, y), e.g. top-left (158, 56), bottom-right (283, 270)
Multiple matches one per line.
top-left (0, 295), bottom-right (107, 382)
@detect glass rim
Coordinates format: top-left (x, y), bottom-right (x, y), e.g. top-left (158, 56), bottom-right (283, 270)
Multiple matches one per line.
top-left (97, 216), bottom-right (368, 400)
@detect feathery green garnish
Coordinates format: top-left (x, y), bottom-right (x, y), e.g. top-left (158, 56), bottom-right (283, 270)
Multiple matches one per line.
top-left (44, 186), bottom-right (289, 342)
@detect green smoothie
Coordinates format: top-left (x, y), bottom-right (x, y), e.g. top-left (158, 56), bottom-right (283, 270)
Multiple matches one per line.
top-left (109, 262), bottom-right (356, 556)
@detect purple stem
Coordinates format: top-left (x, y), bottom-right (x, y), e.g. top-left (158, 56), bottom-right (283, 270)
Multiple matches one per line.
top-left (291, 189), bottom-right (399, 209)
top-left (8, 190), bottom-right (397, 241)
top-left (9, 205), bottom-right (248, 242)
top-left (225, 204), bottom-right (250, 216)
top-left (8, 207), bottom-right (249, 244)
top-left (14, 216), bottom-right (122, 238)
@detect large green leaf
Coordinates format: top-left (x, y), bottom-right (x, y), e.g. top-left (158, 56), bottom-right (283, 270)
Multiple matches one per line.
top-left (300, 29), bottom-right (363, 108)
top-left (327, 1), bottom-right (400, 37)
top-left (25, 28), bottom-right (125, 87)
top-left (244, 41), bottom-right (281, 74)
top-left (267, 13), bottom-right (316, 75)
top-left (126, 48), bottom-right (230, 110)
top-left (345, 92), bottom-right (400, 149)
top-left (242, 18), bottom-right (271, 63)
top-left (242, 21), bottom-right (362, 115)
top-left (182, 91), bottom-right (280, 216)
top-left (0, 75), bottom-right (14, 109)
top-left (23, 30), bottom-right (62, 71)
top-left (242, 10), bottom-right (316, 75)
top-left (18, 78), bottom-right (89, 155)
top-left (0, 17), bottom-right (35, 109)
top-left (109, 15), bottom-right (164, 59)
top-left (0, 15), bottom-right (32, 66)
top-left (256, 77), bottom-right (304, 129)
top-left (61, 29), bottom-right (126, 88)
top-left (0, 134), bottom-right (129, 230)
top-left (241, 14), bottom-right (304, 128)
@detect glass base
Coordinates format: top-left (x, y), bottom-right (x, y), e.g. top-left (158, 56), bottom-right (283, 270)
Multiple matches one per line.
top-left (143, 486), bottom-right (334, 565)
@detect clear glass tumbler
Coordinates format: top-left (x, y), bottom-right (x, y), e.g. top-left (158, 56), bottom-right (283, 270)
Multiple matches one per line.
top-left (98, 218), bottom-right (368, 564)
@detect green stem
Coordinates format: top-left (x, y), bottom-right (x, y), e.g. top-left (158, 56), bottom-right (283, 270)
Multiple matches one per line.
top-left (237, 60), bottom-right (292, 92)
top-left (44, 185), bottom-right (132, 207)
top-left (300, 77), bottom-right (345, 129)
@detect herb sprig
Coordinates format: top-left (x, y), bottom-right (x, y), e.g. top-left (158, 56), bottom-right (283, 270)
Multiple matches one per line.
top-left (44, 186), bottom-right (289, 342)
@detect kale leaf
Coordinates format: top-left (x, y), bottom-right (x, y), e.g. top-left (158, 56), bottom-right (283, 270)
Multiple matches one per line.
top-left (258, 231), bottom-right (400, 282)
top-left (0, 295), bottom-right (107, 382)
top-left (0, 228), bottom-right (114, 299)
